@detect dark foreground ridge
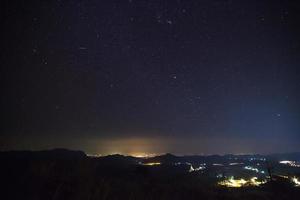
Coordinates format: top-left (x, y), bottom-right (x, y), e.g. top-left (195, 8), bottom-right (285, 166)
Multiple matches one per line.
top-left (1, 149), bottom-right (300, 200)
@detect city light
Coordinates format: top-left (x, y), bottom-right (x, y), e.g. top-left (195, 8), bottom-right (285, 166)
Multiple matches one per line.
top-left (291, 177), bottom-right (300, 187)
top-left (218, 177), bottom-right (266, 188)
top-left (250, 177), bottom-right (266, 186)
top-left (142, 162), bottom-right (161, 166)
top-left (218, 177), bottom-right (247, 187)
top-left (189, 164), bottom-right (205, 172)
top-left (213, 163), bottom-right (224, 166)
top-left (131, 153), bottom-right (157, 158)
top-left (244, 166), bottom-right (265, 174)
top-left (280, 160), bottom-right (293, 164)
top-left (229, 163), bottom-right (244, 166)
top-left (279, 161), bottom-right (300, 167)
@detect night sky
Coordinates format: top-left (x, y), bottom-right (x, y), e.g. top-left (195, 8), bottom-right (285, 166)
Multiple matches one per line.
top-left (2, 0), bottom-right (300, 155)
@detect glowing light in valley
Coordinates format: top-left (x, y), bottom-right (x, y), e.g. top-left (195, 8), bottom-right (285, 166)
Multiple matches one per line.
top-left (280, 160), bottom-right (293, 164)
top-left (218, 177), bottom-right (266, 188)
top-left (276, 175), bottom-right (300, 187)
top-left (183, 162), bottom-right (206, 172)
top-left (244, 166), bottom-right (259, 172)
top-left (218, 177), bottom-right (247, 188)
top-left (279, 160), bottom-right (300, 167)
top-left (292, 177), bottom-right (300, 187)
top-left (212, 163), bottom-right (224, 166)
top-left (244, 166), bottom-right (265, 174)
top-left (229, 162), bottom-right (244, 166)
top-left (250, 177), bottom-right (266, 186)
top-left (189, 164), bottom-right (205, 172)
top-left (278, 175), bottom-right (289, 179)
top-left (142, 162), bottom-right (161, 166)
top-left (189, 165), bottom-right (195, 172)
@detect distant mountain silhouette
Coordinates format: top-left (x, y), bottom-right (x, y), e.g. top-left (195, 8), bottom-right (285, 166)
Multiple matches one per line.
top-left (1, 149), bottom-right (300, 163)
top-left (145, 153), bottom-right (181, 164)
top-left (97, 154), bottom-right (141, 165)
top-left (142, 152), bottom-right (300, 165)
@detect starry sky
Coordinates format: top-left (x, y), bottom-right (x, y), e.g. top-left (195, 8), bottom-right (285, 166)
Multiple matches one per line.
top-left (1, 0), bottom-right (300, 155)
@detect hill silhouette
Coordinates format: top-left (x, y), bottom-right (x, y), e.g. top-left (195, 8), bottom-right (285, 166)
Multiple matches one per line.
top-left (1, 149), bottom-right (300, 200)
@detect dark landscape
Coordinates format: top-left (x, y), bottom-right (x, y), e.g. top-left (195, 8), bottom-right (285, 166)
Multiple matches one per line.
top-left (1, 149), bottom-right (300, 200)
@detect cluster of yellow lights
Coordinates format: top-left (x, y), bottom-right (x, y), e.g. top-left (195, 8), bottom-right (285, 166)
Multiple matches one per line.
top-left (142, 162), bottom-right (161, 166)
top-left (218, 177), bottom-right (266, 188)
top-left (131, 153), bottom-right (157, 158)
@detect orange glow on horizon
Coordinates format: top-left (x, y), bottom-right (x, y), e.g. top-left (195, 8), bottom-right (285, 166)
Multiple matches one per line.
top-left (142, 162), bottom-right (161, 166)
